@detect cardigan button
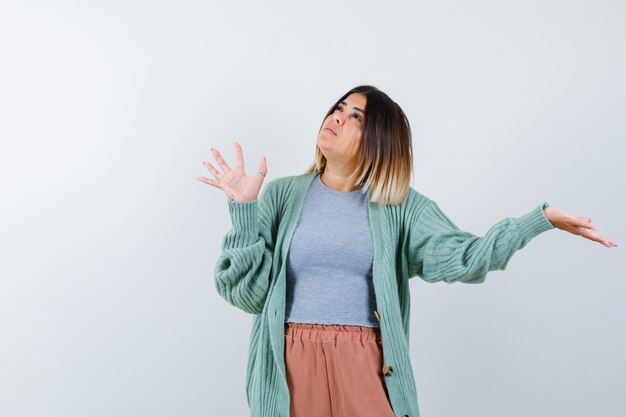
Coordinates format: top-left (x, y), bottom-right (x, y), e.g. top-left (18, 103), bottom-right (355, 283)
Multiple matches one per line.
top-left (382, 364), bottom-right (393, 376)
top-left (374, 310), bottom-right (381, 322)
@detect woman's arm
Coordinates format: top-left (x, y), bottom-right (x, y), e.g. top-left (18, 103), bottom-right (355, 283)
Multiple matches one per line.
top-left (214, 180), bottom-right (278, 314)
top-left (407, 200), bottom-right (555, 284)
top-left (197, 142), bottom-right (275, 314)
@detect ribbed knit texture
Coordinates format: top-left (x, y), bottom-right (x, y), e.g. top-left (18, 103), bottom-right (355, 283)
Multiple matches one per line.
top-left (214, 172), bottom-right (555, 417)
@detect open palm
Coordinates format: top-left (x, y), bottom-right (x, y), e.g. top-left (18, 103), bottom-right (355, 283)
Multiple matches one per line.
top-left (196, 142), bottom-right (268, 203)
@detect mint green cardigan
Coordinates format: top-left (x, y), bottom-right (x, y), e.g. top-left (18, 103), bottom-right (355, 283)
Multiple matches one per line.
top-left (214, 171), bottom-right (554, 417)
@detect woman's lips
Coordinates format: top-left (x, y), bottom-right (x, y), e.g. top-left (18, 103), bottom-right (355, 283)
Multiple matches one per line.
top-left (324, 127), bottom-right (336, 135)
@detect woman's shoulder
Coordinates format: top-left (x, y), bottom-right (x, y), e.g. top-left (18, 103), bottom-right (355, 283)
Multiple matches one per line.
top-left (263, 172), bottom-right (316, 192)
top-left (401, 186), bottom-right (435, 216)
top-left (405, 186), bottom-right (431, 203)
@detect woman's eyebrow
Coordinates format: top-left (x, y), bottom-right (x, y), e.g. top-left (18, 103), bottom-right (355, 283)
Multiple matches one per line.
top-left (339, 101), bottom-right (365, 114)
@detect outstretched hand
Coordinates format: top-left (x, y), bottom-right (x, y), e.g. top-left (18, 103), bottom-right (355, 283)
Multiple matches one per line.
top-left (544, 205), bottom-right (617, 248)
top-left (196, 142), bottom-right (268, 202)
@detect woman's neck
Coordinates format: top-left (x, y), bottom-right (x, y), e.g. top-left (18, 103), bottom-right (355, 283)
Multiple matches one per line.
top-left (320, 167), bottom-right (360, 192)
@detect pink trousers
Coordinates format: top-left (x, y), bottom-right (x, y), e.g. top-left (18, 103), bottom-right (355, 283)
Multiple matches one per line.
top-left (284, 322), bottom-right (396, 417)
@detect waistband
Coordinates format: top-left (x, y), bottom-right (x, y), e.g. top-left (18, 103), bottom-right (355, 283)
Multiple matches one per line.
top-left (284, 322), bottom-right (382, 342)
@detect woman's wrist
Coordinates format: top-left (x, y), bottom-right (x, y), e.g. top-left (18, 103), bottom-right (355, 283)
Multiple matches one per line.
top-left (543, 205), bottom-right (555, 226)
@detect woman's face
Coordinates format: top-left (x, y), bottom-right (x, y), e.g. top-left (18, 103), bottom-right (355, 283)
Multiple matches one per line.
top-left (316, 92), bottom-right (367, 166)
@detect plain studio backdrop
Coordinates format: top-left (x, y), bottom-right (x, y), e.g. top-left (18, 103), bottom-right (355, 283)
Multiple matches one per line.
top-left (0, 1), bottom-right (624, 416)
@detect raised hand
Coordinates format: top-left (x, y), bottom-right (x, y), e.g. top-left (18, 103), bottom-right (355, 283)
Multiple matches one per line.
top-left (196, 142), bottom-right (268, 203)
top-left (543, 205), bottom-right (617, 248)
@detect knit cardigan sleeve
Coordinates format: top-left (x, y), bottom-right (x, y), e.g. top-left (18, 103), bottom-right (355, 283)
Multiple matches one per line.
top-left (214, 180), bottom-right (278, 314)
top-left (407, 200), bottom-right (555, 283)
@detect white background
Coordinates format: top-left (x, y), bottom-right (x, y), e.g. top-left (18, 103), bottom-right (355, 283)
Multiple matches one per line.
top-left (1, 1), bottom-right (624, 416)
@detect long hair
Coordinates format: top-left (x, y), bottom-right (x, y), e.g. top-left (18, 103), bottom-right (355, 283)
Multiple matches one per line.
top-left (306, 85), bottom-right (414, 205)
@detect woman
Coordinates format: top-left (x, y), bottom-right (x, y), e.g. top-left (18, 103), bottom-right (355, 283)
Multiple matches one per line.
top-left (196, 85), bottom-right (617, 417)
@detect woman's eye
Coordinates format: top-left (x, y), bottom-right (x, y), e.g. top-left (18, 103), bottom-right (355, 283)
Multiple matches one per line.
top-left (352, 114), bottom-right (361, 121)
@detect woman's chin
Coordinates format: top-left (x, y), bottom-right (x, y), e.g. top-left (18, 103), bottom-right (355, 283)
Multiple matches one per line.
top-left (316, 136), bottom-right (330, 150)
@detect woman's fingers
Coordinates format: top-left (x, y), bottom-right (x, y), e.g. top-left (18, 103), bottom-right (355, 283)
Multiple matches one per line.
top-left (575, 218), bottom-right (597, 233)
top-left (196, 175), bottom-right (221, 188)
top-left (572, 218), bottom-right (618, 247)
top-left (198, 144), bottom-right (264, 202)
top-left (579, 217), bottom-right (596, 230)
top-left (257, 156), bottom-right (268, 177)
top-left (235, 142), bottom-right (245, 170)
top-left (202, 160), bottom-right (222, 180)
top-left (579, 228), bottom-right (618, 248)
top-left (211, 147), bottom-right (233, 173)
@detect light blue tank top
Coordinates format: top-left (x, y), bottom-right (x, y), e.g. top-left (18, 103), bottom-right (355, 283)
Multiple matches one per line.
top-left (284, 172), bottom-right (378, 327)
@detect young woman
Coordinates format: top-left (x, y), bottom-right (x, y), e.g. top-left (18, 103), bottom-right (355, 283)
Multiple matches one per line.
top-left (197, 85), bottom-right (617, 417)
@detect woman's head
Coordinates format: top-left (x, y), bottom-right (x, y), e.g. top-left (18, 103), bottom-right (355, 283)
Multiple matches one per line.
top-left (307, 85), bottom-right (413, 205)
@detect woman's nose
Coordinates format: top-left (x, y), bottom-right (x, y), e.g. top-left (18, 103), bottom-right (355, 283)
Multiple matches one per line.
top-left (333, 112), bottom-right (343, 124)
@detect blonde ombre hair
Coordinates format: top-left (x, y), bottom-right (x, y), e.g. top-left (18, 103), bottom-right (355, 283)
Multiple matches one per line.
top-left (306, 85), bottom-right (414, 205)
